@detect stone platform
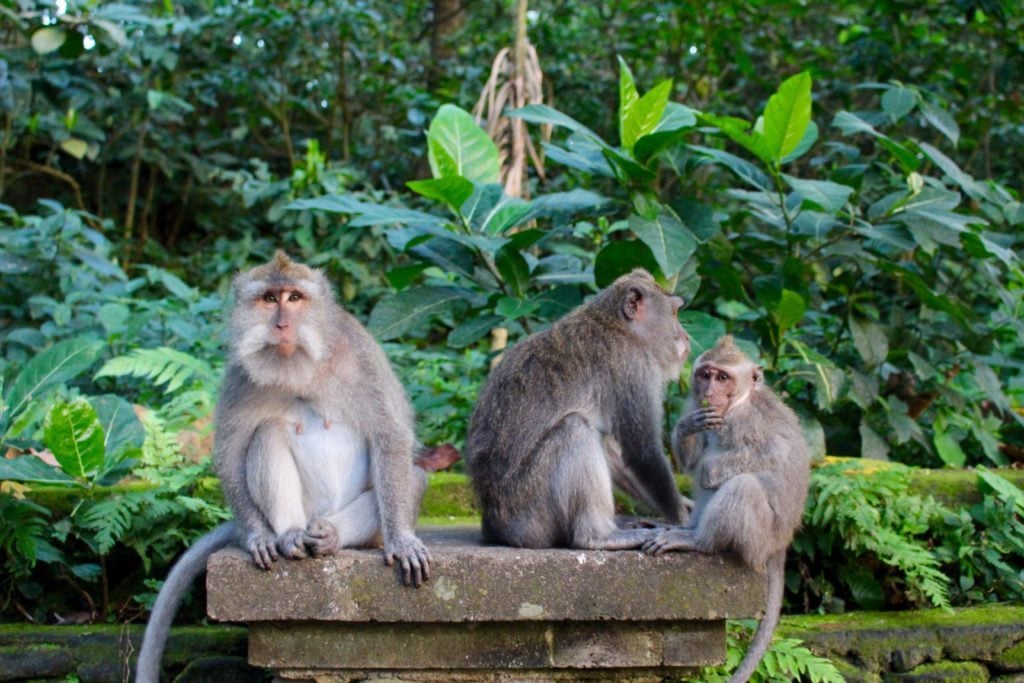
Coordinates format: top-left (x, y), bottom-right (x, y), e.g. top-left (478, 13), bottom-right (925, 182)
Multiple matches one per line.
top-left (206, 526), bottom-right (765, 682)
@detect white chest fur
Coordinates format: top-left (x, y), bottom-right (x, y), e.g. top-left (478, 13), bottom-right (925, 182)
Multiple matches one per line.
top-left (287, 402), bottom-right (370, 517)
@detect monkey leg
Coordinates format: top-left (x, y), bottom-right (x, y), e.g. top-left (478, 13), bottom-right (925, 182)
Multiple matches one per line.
top-left (246, 422), bottom-right (311, 561)
top-left (692, 473), bottom-right (775, 572)
top-left (549, 414), bottom-right (659, 550)
top-left (314, 489), bottom-right (384, 552)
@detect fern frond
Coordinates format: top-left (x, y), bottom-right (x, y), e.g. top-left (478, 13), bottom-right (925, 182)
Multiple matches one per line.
top-left (79, 496), bottom-right (141, 555)
top-left (96, 347), bottom-right (218, 395)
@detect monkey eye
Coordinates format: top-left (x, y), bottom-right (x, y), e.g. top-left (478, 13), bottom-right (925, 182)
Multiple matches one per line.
top-left (717, 372), bottom-right (730, 382)
top-left (700, 370), bottom-right (712, 380)
top-left (287, 291), bottom-right (303, 302)
top-left (262, 292), bottom-right (277, 303)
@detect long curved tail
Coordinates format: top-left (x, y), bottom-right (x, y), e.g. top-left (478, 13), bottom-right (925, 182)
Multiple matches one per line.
top-left (135, 522), bottom-right (236, 683)
top-left (729, 550), bottom-right (786, 683)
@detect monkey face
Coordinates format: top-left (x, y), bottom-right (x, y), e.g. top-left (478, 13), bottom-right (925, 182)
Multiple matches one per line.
top-left (693, 362), bottom-right (744, 414)
top-left (256, 287), bottom-right (309, 357)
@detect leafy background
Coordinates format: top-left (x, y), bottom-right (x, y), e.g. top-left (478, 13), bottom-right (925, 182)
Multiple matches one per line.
top-left (0, 0), bottom-right (1022, 679)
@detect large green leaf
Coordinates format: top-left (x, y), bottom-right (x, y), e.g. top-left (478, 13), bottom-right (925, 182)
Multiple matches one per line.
top-left (783, 175), bottom-right (854, 215)
top-left (677, 311), bottom-right (726, 359)
top-left (882, 85), bottom-right (917, 122)
top-left (406, 176), bottom-right (475, 211)
top-left (762, 71), bottom-right (812, 163)
top-left (367, 287), bottom-right (468, 341)
top-left (633, 102), bottom-right (698, 162)
top-left (448, 314), bottom-right (504, 349)
top-left (508, 105), bottom-right (605, 144)
top-left (0, 455), bottom-right (77, 485)
top-left (977, 467), bottom-right (1024, 514)
top-left (919, 101), bottom-right (960, 146)
top-left (622, 79), bottom-right (672, 152)
top-left (617, 56), bottom-right (640, 149)
top-left (427, 104), bottom-right (500, 184)
top-left (3, 339), bottom-right (104, 435)
top-left (690, 145), bottom-right (771, 191)
top-left (593, 240), bottom-right (661, 288)
top-left (91, 395), bottom-right (144, 462)
top-left (494, 243), bottom-right (531, 297)
top-left (699, 114), bottom-right (773, 165)
top-left (629, 210), bottom-right (698, 279)
top-left (43, 398), bottom-right (106, 480)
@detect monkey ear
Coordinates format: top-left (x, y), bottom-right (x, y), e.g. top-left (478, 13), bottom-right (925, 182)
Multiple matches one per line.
top-left (622, 286), bottom-right (645, 321)
top-left (752, 365), bottom-right (764, 385)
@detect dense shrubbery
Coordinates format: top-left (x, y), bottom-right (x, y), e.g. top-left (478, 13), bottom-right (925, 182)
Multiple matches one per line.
top-left (0, 0), bottom-right (1021, 639)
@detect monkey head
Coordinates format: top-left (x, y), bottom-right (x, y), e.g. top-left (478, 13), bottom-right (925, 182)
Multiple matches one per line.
top-left (596, 269), bottom-right (690, 378)
top-left (691, 335), bottom-right (763, 415)
top-left (229, 251), bottom-right (335, 389)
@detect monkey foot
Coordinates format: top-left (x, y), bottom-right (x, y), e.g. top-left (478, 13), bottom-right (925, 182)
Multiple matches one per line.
top-left (642, 528), bottom-right (699, 556)
top-left (415, 443), bottom-right (461, 472)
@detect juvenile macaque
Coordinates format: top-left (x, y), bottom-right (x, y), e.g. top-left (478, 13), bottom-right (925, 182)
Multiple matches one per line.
top-left (644, 335), bottom-right (810, 683)
top-left (464, 269), bottom-right (692, 550)
top-left (137, 252), bottom-right (434, 682)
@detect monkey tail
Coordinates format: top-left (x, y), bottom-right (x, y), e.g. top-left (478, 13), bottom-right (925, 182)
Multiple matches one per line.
top-left (135, 521), bottom-right (236, 683)
top-left (728, 550), bottom-right (786, 683)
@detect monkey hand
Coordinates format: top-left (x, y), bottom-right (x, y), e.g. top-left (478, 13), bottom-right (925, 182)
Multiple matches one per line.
top-left (642, 528), bottom-right (699, 556)
top-left (276, 528), bottom-right (310, 560)
top-left (246, 530), bottom-right (279, 569)
top-left (384, 533), bottom-right (431, 588)
top-left (304, 518), bottom-right (341, 557)
top-left (677, 407), bottom-right (724, 436)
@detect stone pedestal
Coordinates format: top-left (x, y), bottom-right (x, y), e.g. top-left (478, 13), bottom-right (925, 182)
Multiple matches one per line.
top-left (206, 526), bottom-right (764, 682)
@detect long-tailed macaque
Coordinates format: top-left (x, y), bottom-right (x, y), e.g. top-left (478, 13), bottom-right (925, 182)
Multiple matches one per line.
top-left (644, 335), bottom-right (811, 683)
top-left (136, 252), bottom-right (433, 682)
top-left (464, 269), bottom-right (692, 550)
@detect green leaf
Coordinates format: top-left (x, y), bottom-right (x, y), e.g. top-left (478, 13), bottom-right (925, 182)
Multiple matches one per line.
top-left (698, 114), bottom-right (773, 165)
top-left (406, 176), bottom-right (474, 211)
top-left (933, 424), bottom-right (967, 467)
top-left (860, 422), bottom-right (890, 460)
top-left (677, 311), bottom-right (726, 359)
top-left (782, 175), bottom-right (854, 215)
top-left (367, 287), bottom-right (468, 341)
top-left (526, 189), bottom-right (609, 222)
top-left (508, 105), bottom-right (605, 145)
top-left (386, 264), bottom-right (430, 291)
top-left (90, 395), bottom-right (144, 462)
top-left (617, 56), bottom-right (640, 148)
top-left (849, 316), bottom-right (889, 368)
top-left (495, 297), bottom-right (540, 320)
top-left (762, 71), bottom-right (812, 162)
top-left (882, 85), bottom-right (917, 122)
top-left (448, 314), bottom-right (504, 349)
top-left (31, 27), bottom-right (66, 54)
top-left (98, 303), bottom-right (130, 334)
top-left (774, 289), bottom-right (807, 334)
top-left (919, 101), bottom-right (960, 146)
top-left (629, 210), bottom-right (698, 279)
top-left (601, 147), bottom-right (656, 184)
top-left (494, 243), bottom-right (531, 297)
top-left (690, 145), bottom-right (771, 191)
top-left (44, 399), bottom-right (106, 480)
top-left (427, 105), bottom-right (500, 184)
top-left (780, 121), bottom-right (819, 164)
top-left (3, 339), bottom-right (104, 434)
top-left (480, 196), bottom-right (533, 236)
top-left (593, 240), bottom-right (662, 289)
top-left (0, 455), bottom-right (77, 485)
top-left (622, 78), bottom-right (673, 152)
top-left (286, 194), bottom-right (365, 214)
top-left (977, 467), bottom-right (1024, 514)
top-left (633, 103), bottom-right (698, 162)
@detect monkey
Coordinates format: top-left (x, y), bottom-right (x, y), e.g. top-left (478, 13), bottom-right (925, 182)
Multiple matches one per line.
top-left (643, 335), bottom-right (811, 683)
top-left (463, 269), bottom-right (693, 550)
top-left (136, 251), bottom-right (434, 683)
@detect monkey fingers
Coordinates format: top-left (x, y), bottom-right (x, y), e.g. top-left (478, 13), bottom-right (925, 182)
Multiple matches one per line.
top-left (276, 528), bottom-right (310, 560)
top-left (303, 518), bottom-right (340, 557)
top-left (384, 535), bottom-right (432, 588)
top-left (247, 532), bottom-right (279, 570)
top-left (641, 528), bottom-right (699, 556)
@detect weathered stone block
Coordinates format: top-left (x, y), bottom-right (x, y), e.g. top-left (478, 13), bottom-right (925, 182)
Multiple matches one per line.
top-left (207, 526), bottom-right (764, 624)
top-left (206, 525), bottom-right (765, 680)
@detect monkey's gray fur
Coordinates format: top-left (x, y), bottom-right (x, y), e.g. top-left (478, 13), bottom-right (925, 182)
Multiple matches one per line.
top-left (136, 252), bottom-right (429, 682)
top-left (645, 335), bottom-right (810, 683)
top-left (464, 269), bottom-right (692, 550)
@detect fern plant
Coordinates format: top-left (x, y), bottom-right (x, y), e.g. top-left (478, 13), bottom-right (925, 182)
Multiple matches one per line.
top-left (698, 620), bottom-right (845, 682)
top-left (795, 459), bottom-right (951, 610)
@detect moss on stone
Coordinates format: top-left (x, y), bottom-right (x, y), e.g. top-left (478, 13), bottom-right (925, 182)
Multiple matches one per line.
top-left (897, 660), bottom-right (989, 682)
top-left (421, 471), bottom-right (478, 517)
top-left (996, 641), bottom-right (1024, 672)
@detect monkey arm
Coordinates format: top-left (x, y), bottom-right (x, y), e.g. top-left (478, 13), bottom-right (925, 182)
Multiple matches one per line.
top-left (615, 384), bottom-right (688, 524)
